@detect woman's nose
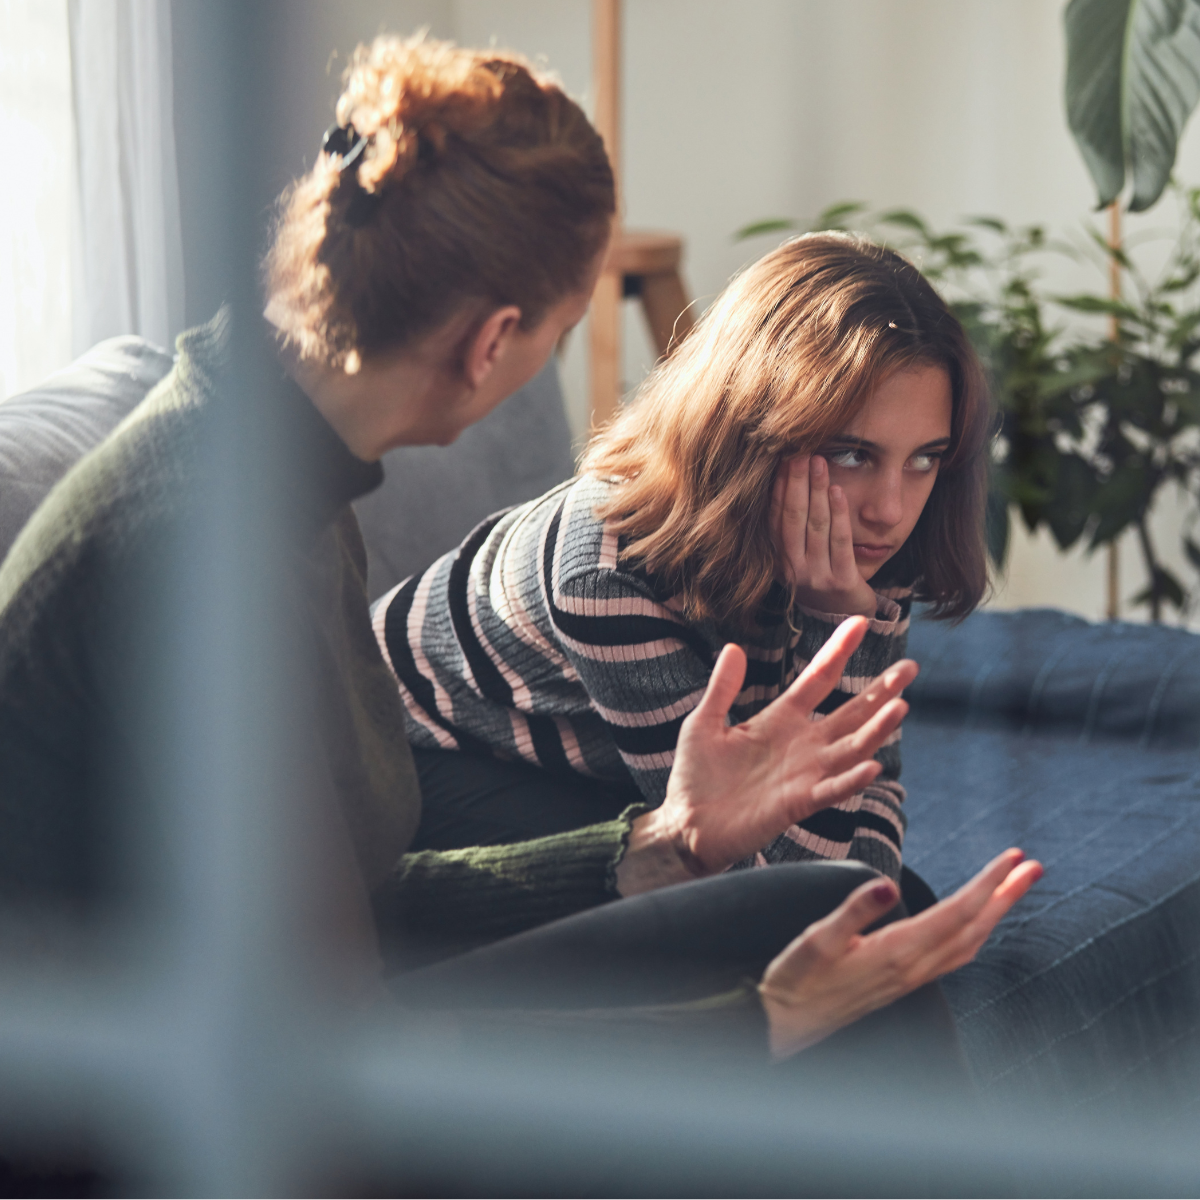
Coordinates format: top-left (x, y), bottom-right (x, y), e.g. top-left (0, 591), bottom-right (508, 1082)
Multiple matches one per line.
top-left (861, 472), bottom-right (905, 528)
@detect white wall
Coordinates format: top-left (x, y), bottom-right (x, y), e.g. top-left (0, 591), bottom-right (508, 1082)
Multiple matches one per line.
top-left (251, 0), bottom-right (1200, 626)
top-left (266, 0), bottom-right (455, 197)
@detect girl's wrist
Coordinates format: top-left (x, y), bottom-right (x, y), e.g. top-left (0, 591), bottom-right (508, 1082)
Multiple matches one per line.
top-left (793, 589), bottom-right (878, 620)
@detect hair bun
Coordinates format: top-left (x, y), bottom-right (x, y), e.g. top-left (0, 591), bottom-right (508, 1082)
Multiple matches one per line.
top-left (266, 32), bottom-right (613, 372)
top-left (334, 34), bottom-right (505, 194)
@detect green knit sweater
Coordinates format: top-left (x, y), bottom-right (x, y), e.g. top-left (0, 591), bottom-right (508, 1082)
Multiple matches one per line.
top-left (0, 313), bottom-right (635, 948)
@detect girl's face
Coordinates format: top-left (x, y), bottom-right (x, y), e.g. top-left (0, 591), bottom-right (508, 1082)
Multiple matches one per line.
top-left (818, 364), bottom-right (953, 581)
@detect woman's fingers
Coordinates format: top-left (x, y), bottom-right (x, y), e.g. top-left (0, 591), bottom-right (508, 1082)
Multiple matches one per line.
top-left (935, 859), bottom-right (1043, 961)
top-left (993, 857), bottom-right (1043, 907)
top-left (759, 854), bottom-right (1044, 1059)
top-left (817, 659), bottom-right (920, 740)
top-left (774, 647), bottom-right (915, 747)
top-left (775, 616), bottom-right (868, 713)
top-left (940, 848), bottom-right (1028, 920)
top-left (816, 697), bottom-right (909, 777)
top-left (772, 875), bottom-right (901, 987)
top-left (904, 856), bottom-right (1043, 981)
top-left (687, 643), bottom-right (747, 730)
top-left (808, 758), bottom-right (884, 810)
top-left (845, 851), bottom-right (1040, 991)
top-left (902, 849), bottom-right (1030, 951)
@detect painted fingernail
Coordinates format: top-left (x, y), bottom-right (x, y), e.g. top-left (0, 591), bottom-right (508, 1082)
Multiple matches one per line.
top-left (871, 880), bottom-right (897, 905)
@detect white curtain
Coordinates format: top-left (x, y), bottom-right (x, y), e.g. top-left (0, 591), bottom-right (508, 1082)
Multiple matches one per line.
top-left (68, 0), bottom-right (184, 356)
top-left (0, 0), bottom-right (73, 400)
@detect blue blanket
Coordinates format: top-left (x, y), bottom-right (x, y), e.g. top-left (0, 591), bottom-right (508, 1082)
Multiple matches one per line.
top-left (904, 608), bottom-right (1200, 1116)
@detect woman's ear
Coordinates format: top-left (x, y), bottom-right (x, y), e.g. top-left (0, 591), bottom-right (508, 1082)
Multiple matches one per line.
top-left (464, 305), bottom-right (522, 387)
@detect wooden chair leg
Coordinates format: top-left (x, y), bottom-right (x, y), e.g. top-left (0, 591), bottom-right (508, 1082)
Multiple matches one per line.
top-left (639, 268), bottom-right (694, 357)
top-left (589, 269), bottom-right (623, 429)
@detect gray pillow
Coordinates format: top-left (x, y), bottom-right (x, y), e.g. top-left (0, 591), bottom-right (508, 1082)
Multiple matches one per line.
top-left (0, 336), bottom-right (174, 565)
top-left (354, 356), bottom-right (575, 600)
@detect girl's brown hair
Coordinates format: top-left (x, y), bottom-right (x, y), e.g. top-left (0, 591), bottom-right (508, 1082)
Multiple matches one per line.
top-left (265, 34), bottom-right (614, 366)
top-left (581, 233), bottom-right (992, 627)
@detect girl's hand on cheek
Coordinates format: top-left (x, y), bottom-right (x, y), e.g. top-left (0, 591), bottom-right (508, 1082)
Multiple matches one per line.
top-left (773, 456), bottom-right (879, 618)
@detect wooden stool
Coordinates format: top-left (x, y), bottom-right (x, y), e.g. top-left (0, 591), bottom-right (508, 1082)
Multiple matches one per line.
top-left (589, 230), bottom-right (694, 429)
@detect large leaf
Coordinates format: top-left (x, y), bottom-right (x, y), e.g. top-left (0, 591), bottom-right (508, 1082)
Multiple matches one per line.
top-left (1046, 453), bottom-right (1101, 548)
top-left (1088, 460), bottom-right (1152, 544)
top-left (734, 218), bottom-right (797, 241)
top-left (985, 485), bottom-right (1011, 569)
top-left (1065, 0), bottom-right (1200, 212)
top-left (1054, 293), bottom-right (1144, 321)
top-left (1065, 0), bottom-right (1135, 206)
top-left (1132, 563), bottom-right (1187, 607)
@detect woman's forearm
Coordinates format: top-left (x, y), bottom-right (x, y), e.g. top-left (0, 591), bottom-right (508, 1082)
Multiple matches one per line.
top-left (376, 812), bottom-right (640, 951)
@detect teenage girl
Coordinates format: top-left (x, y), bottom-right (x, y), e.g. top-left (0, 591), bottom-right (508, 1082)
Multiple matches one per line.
top-left (376, 233), bottom-right (989, 886)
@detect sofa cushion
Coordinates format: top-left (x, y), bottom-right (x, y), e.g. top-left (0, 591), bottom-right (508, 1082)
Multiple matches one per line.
top-left (0, 337), bottom-right (174, 565)
top-left (904, 608), bottom-right (1200, 1113)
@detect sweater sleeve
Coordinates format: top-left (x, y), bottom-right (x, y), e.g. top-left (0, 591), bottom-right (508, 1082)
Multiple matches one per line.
top-left (747, 587), bottom-right (912, 881)
top-left (547, 559), bottom-right (718, 807)
top-left (372, 805), bottom-right (648, 958)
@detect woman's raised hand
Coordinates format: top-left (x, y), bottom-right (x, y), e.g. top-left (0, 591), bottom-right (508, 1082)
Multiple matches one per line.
top-left (758, 848), bottom-right (1043, 1058)
top-left (616, 617), bottom-right (918, 895)
top-left (774, 455), bottom-right (879, 619)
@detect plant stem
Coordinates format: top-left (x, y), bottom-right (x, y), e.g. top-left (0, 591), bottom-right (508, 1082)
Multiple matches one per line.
top-left (1136, 516), bottom-right (1162, 623)
top-left (1108, 201), bottom-right (1122, 343)
top-left (1107, 540), bottom-right (1120, 621)
top-left (1107, 201), bottom-right (1122, 619)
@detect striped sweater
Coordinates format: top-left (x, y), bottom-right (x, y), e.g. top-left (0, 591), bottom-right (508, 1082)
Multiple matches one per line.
top-left (374, 475), bottom-right (911, 879)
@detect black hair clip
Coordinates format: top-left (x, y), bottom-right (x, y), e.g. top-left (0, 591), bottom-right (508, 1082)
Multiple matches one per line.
top-left (322, 122), bottom-right (382, 227)
top-left (322, 122), bottom-right (368, 170)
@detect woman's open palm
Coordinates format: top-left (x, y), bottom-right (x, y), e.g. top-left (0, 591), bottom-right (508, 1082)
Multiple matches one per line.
top-left (759, 848), bottom-right (1044, 1057)
top-left (657, 617), bottom-right (917, 875)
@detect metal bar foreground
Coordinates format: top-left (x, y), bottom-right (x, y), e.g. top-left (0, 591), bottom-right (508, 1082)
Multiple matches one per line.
top-left (0, 971), bottom-right (1198, 1196)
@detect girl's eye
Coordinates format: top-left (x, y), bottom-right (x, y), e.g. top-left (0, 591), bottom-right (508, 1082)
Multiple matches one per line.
top-left (827, 448), bottom-right (868, 469)
top-left (908, 453), bottom-right (941, 472)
